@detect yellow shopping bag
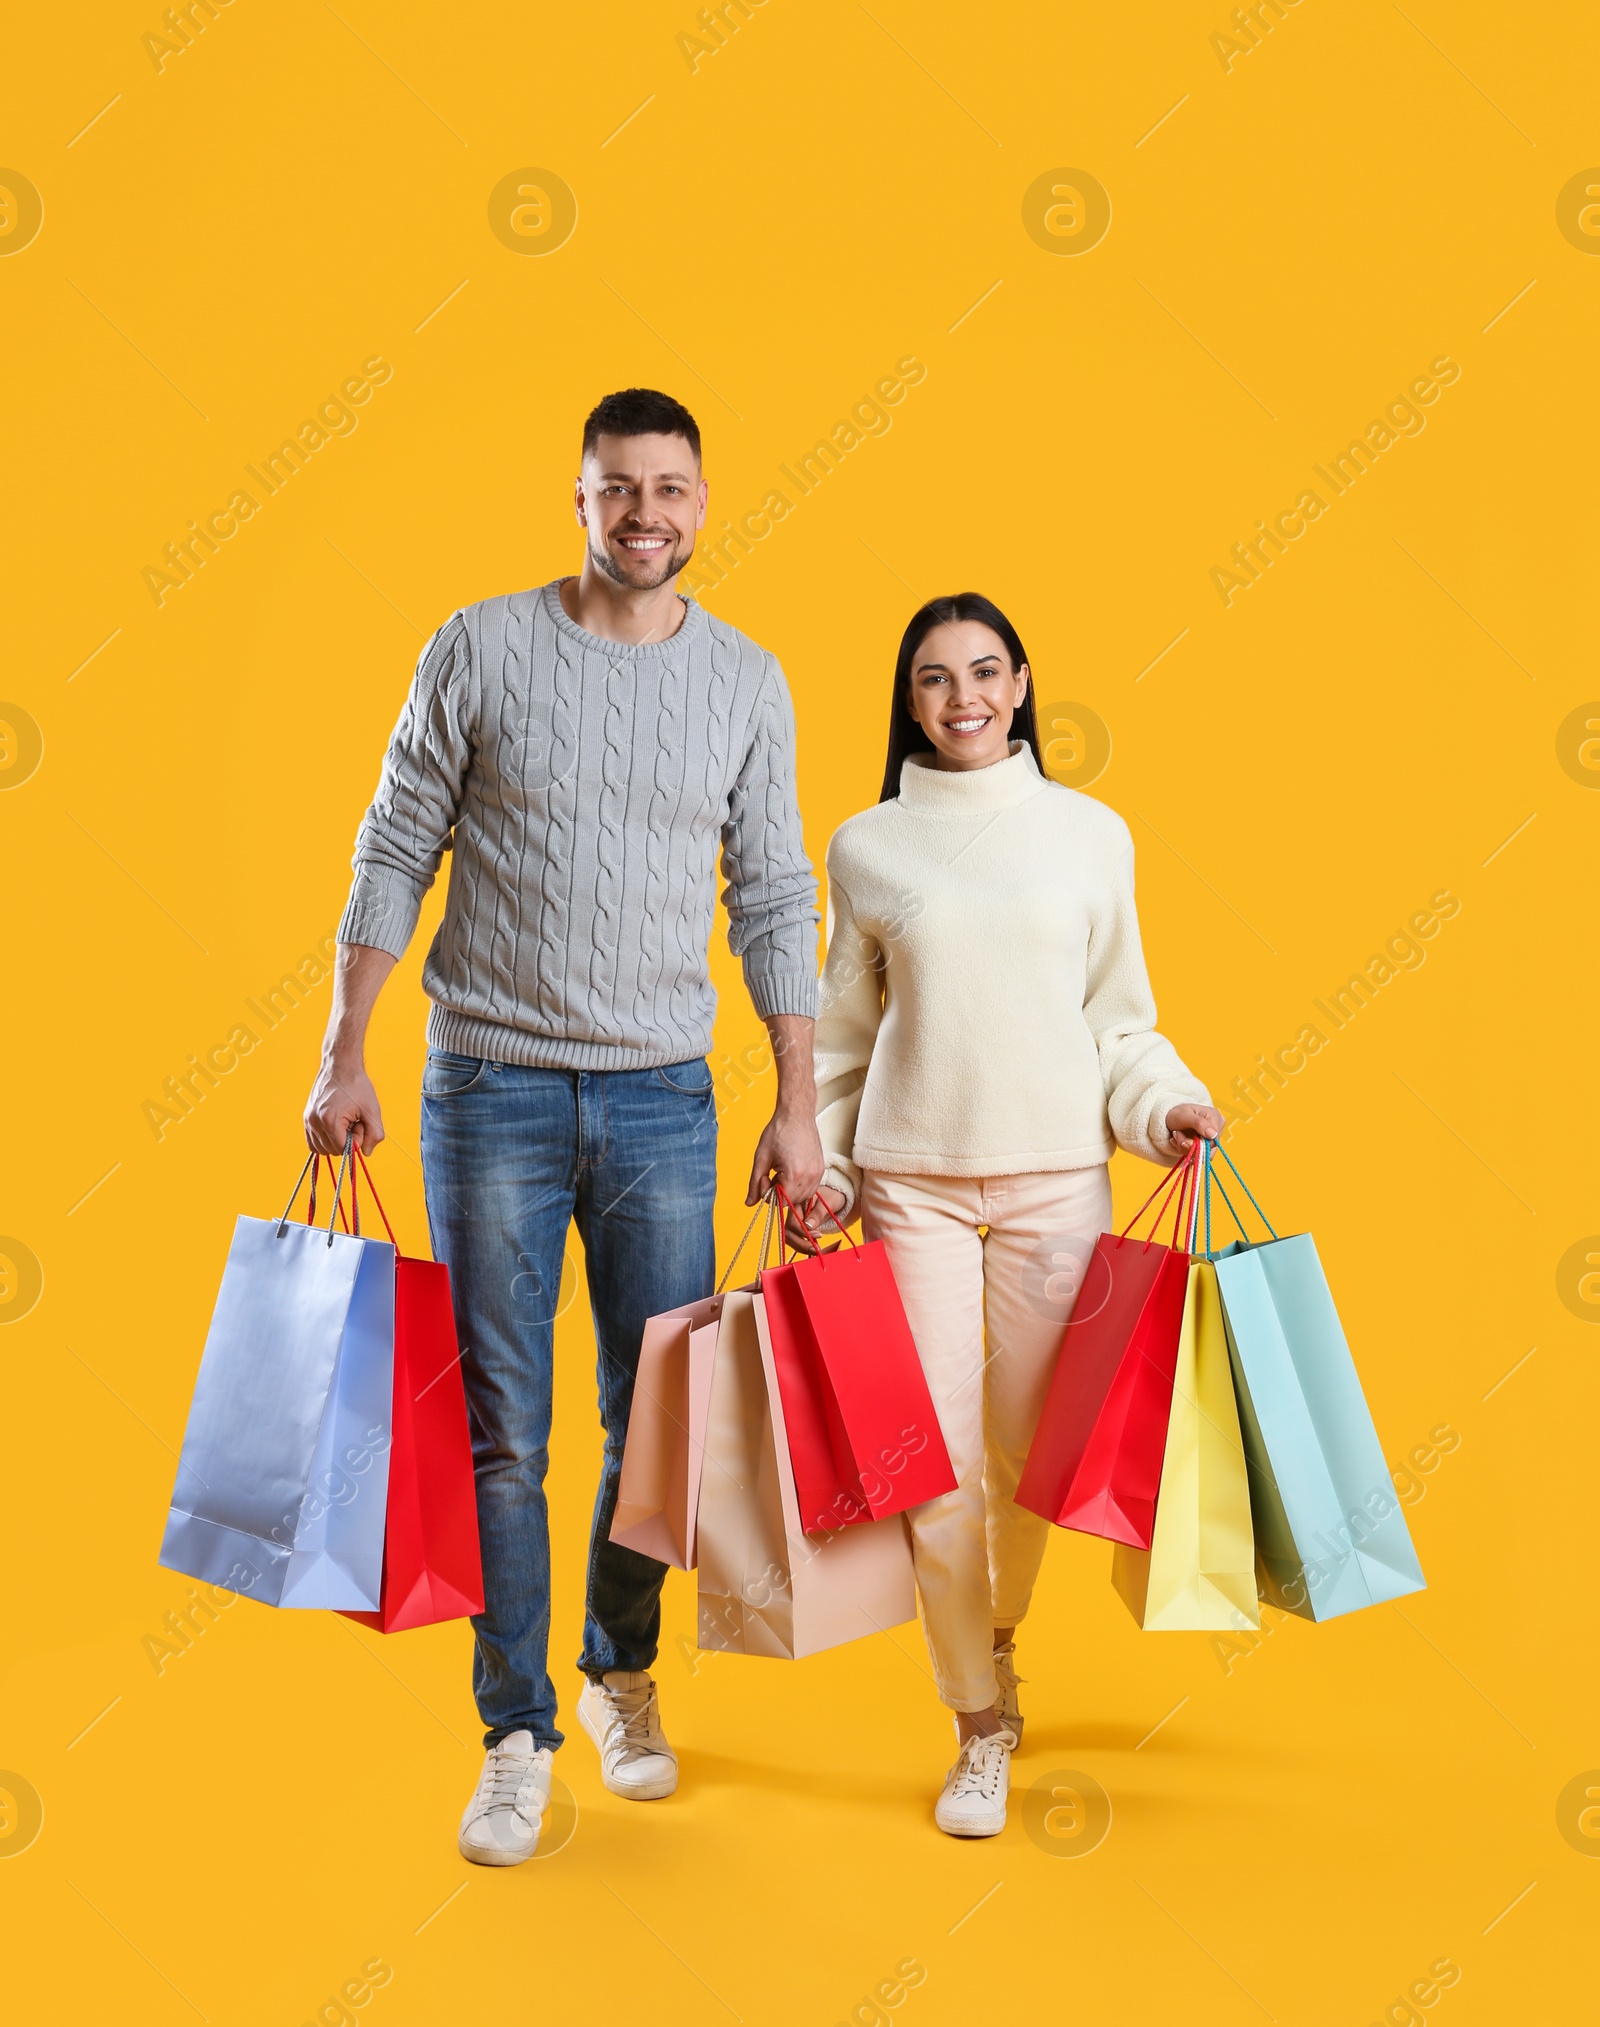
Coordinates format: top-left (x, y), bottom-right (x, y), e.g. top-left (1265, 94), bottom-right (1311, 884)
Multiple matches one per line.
top-left (1113, 1260), bottom-right (1260, 1631)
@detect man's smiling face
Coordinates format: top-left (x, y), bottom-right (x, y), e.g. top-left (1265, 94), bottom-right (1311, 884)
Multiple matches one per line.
top-left (576, 431), bottom-right (708, 591)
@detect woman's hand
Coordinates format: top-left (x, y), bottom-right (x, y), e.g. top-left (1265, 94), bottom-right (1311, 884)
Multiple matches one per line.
top-left (1163, 1103), bottom-right (1224, 1155)
top-left (782, 1183), bottom-right (849, 1256)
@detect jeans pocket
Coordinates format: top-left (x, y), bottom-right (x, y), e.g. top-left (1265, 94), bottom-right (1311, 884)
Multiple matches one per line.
top-left (422, 1050), bottom-right (491, 1097)
top-left (655, 1057), bottom-right (714, 1096)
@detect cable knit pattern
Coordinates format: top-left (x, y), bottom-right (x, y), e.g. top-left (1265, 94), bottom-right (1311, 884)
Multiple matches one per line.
top-left (339, 580), bottom-right (818, 1070)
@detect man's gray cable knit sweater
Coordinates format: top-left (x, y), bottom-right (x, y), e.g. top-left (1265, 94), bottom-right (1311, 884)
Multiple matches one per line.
top-left (338, 580), bottom-right (819, 1071)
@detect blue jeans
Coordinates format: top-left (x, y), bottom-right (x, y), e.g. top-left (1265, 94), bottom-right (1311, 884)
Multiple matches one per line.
top-left (420, 1050), bottom-right (717, 1751)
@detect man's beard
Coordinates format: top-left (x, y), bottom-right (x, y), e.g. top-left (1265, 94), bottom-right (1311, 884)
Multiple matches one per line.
top-left (591, 530), bottom-right (688, 591)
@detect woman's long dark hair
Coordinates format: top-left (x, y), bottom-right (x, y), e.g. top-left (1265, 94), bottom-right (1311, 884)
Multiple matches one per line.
top-left (878, 593), bottom-right (1043, 802)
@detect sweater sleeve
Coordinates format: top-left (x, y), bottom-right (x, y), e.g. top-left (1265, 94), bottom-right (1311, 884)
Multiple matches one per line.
top-left (719, 654), bottom-right (819, 1020)
top-left (336, 614), bottom-right (475, 960)
top-left (812, 854), bottom-right (885, 1223)
top-left (1087, 826), bottom-right (1212, 1166)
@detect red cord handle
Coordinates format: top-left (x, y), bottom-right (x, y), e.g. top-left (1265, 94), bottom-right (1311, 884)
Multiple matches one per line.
top-left (767, 1179), bottom-right (857, 1261)
top-left (300, 1153), bottom-right (350, 1232)
top-left (350, 1143), bottom-right (399, 1247)
top-left (1116, 1140), bottom-right (1200, 1252)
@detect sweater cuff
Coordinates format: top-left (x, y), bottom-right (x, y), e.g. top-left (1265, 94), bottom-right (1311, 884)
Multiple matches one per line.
top-left (747, 972), bottom-right (819, 1021)
top-left (336, 890), bottom-right (422, 962)
top-left (1136, 1083), bottom-right (1213, 1165)
top-left (821, 1159), bottom-right (861, 1228)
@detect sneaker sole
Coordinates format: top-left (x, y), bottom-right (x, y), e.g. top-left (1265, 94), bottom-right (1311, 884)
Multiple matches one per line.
top-left (458, 1834), bottom-right (538, 1866)
top-left (934, 1809), bottom-right (1006, 1838)
top-left (576, 1699), bottom-right (678, 1801)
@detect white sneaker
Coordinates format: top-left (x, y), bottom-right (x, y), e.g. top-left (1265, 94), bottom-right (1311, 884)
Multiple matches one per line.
top-left (577, 1670), bottom-right (678, 1800)
top-left (457, 1731), bottom-right (552, 1866)
top-left (935, 1726), bottom-right (1017, 1838)
top-left (994, 1639), bottom-right (1025, 1744)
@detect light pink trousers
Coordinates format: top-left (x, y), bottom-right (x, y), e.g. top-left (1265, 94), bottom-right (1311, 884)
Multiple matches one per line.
top-left (860, 1164), bottom-right (1114, 1713)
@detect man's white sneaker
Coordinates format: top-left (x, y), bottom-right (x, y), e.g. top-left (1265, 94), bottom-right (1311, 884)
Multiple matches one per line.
top-left (577, 1670), bottom-right (678, 1800)
top-left (458, 1731), bottom-right (552, 1866)
top-left (935, 1726), bottom-right (1017, 1838)
top-left (994, 1639), bottom-right (1025, 1744)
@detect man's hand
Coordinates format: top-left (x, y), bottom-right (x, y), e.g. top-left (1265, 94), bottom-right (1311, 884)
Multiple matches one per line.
top-left (747, 1105), bottom-right (825, 1207)
top-left (745, 1012), bottom-right (824, 1206)
top-left (304, 1055), bottom-right (385, 1156)
top-left (303, 943), bottom-right (398, 1155)
top-left (1163, 1102), bottom-right (1224, 1155)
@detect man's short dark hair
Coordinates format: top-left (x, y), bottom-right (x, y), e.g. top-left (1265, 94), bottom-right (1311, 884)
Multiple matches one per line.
top-left (581, 387), bottom-right (702, 464)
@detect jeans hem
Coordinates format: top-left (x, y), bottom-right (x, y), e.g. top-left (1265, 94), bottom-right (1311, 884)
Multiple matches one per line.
top-left (483, 1726), bottom-right (564, 1753)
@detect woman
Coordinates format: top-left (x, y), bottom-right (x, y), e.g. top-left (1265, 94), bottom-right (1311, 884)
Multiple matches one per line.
top-left (792, 593), bottom-right (1221, 1839)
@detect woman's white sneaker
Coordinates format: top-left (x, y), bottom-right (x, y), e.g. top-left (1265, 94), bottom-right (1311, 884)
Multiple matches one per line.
top-left (577, 1670), bottom-right (678, 1800)
top-left (935, 1726), bottom-right (1017, 1838)
top-left (993, 1639), bottom-right (1025, 1745)
top-left (458, 1731), bottom-right (553, 1866)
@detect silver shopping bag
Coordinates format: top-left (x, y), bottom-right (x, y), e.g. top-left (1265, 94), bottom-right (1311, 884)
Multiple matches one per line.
top-left (159, 1151), bottom-right (395, 1609)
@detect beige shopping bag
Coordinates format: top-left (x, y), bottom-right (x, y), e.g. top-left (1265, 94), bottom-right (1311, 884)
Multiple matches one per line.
top-left (609, 1294), bottom-right (723, 1569)
top-left (695, 1290), bottom-right (917, 1658)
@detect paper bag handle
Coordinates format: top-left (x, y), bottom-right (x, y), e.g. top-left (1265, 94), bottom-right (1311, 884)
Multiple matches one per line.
top-left (278, 1149), bottom-right (351, 1238)
top-left (1115, 1139), bottom-right (1199, 1251)
top-left (767, 1179), bottom-right (857, 1263)
top-left (715, 1193), bottom-right (782, 1293)
top-left (279, 1134), bottom-right (398, 1248)
top-left (1199, 1139), bottom-right (1278, 1258)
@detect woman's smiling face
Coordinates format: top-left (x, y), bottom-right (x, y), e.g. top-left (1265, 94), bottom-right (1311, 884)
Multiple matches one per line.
top-left (906, 621), bottom-right (1030, 771)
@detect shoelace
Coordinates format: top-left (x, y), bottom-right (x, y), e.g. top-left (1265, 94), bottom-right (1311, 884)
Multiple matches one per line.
top-left (993, 1644), bottom-right (1025, 1697)
top-left (479, 1748), bottom-right (543, 1817)
top-left (601, 1681), bottom-right (660, 1756)
top-left (948, 1729), bottom-right (1016, 1800)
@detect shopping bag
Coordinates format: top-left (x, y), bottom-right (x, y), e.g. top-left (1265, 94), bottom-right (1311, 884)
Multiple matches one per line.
top-left (1202, 1142), bottom-right (1425, 1622)
top-left (160, 1148), bottom-right (395, 1610)
top-left (759, 1188), bottom-right (957, 1534)
top-left (610, 1205), bottom-right (918, 1656)
top-left (1113, 1258), bottom-right (1260, 1631)
top-left (343, 1152), bottom-right (484, 1632)
top-left (695, 1288), bottom-right (917, 1658)
top-left (609, 1291), bottom-right (722, 1569)
top-left (1015, 1145), bottom-right (1198, 1547)
top-left (609, 1202), bottom-right (780, 1568)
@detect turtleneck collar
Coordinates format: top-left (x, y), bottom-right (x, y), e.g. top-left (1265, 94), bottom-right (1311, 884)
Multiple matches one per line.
top-left (897, 741), bottom-right (1050, 814)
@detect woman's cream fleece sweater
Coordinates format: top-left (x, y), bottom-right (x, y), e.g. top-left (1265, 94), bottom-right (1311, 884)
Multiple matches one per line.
top-left (815, 743), bottom-right (1211, 1218)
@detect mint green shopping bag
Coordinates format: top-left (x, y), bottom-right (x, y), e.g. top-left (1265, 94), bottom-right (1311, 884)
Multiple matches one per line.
top-left (1201, 1144), bottom-right (1424, 1622)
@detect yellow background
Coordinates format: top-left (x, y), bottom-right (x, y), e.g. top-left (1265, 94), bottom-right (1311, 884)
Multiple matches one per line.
top-left (3, 1), bottom-right (1596, 2019)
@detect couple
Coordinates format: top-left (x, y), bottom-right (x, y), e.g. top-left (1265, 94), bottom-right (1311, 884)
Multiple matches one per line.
top-left (303, 386), bottom-right (1221, 1857)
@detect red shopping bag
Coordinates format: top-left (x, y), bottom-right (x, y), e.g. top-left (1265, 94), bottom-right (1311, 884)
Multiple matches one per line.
top-left (1014, 1145), bottom-right (1198, 1548)
top-left (341, 1152), bottom-right (484, 1632)
top-left (760, 1190), bottom-right (957, 1534)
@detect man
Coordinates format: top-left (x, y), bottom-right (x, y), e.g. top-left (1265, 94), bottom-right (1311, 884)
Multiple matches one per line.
top-left (303, 387), bottom-right (823, 1864)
